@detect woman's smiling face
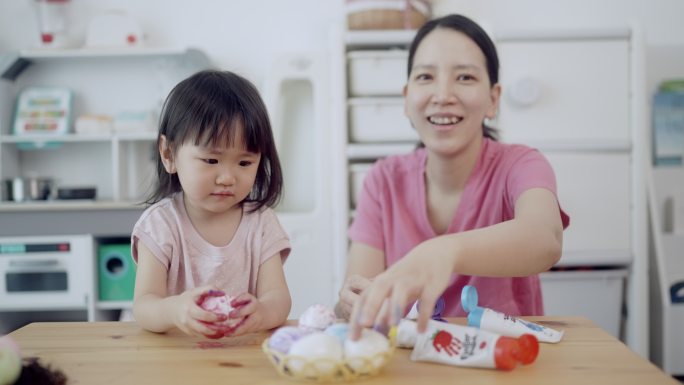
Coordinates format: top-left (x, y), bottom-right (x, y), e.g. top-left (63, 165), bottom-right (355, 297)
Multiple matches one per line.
top-left (404, 27), bottom-right (500, 157)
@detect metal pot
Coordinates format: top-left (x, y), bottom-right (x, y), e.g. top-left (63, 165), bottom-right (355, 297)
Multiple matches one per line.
top-left (3, 177), bottom-right (55, 201)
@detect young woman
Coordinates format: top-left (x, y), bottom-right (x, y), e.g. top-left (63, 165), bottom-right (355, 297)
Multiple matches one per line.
top-left (339, 14), bottom-right (570, 337)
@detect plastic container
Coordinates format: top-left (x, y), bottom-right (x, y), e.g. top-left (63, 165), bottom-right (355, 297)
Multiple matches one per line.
top-left (348, 97), bottom-right (417, 143)
top-left (98, 244), bottom-right (136, 301)
top-left (539, 268), bottom-right (627, 338)
top-left (347, 50), bottom-right (407, 96)
top-left (34, 0), bottom-right (74, 48)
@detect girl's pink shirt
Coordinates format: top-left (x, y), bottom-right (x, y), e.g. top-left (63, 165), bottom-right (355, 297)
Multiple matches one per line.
top-left (131, 193), bottom-right (291, 297)
top-left (348, 138), bottom-right (570, 316)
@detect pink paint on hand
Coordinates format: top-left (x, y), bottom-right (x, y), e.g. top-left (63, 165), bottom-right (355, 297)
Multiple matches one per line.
top-left (230, 298), bottom-right (252, 308)
top-left (199, 293), bottom-right (245, 337)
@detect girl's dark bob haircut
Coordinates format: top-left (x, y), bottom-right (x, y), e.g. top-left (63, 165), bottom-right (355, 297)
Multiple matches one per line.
top-left (146, 69), bottom-right (283, 212)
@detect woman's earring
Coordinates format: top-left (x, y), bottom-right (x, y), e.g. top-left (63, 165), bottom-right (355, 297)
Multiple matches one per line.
top-left (484, 111), bottom-right (498, 127)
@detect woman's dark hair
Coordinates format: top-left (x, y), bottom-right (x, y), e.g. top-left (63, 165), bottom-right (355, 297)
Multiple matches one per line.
top-left (407, 14), bottom-right (499, 140)
top-left (146, 69), bottom-right (283, 212)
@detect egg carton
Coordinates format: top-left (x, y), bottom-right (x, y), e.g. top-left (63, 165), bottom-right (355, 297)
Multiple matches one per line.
top-left (261, 338), bottom-right (396, 382)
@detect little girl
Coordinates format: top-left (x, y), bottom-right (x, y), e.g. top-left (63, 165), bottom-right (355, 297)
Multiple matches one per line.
top-left (131, 70), bottom-right (291, 339)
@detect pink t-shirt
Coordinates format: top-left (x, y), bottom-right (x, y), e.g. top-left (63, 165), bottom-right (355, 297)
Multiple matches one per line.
top-left (348, 138), bottom-right (570, 316)
top-left (131, 192), bottom-right (291, 297)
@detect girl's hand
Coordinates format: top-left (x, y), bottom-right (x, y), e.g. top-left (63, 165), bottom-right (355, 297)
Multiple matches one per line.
top-left (349, 245), bottom-right (454, 340)
top-left (220, 293), bottom-right (262, 337)
top-left (173, 286), bottom-right (229, 339)
top-left (336, 274), bottom-right (372, 320)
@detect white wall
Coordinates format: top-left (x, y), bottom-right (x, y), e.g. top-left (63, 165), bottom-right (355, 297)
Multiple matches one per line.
top-left (2, 0), bottom-right (683, 359)
top-left (435, 0), bottom-right (684, 46)
top-left (0, 0), bottom-right (345, 90)
top-left (2, 0), bottom-right (683, 94)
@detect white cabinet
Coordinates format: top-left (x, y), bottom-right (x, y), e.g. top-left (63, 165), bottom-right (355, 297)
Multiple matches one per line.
top-left (545, 151), bottom-right (631, 261)
top-left (334, 28), bottom-right (647, 352)
top-left (496, 39), bottom-right (630, 145)
top-left (495, 30), bottom-right (647, 348)
top-left (0, 47), bottom-right (210, 206)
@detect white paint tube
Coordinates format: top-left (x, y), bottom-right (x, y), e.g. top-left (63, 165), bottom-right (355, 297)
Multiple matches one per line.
top-left (461, 285), bottom-right (564, 343)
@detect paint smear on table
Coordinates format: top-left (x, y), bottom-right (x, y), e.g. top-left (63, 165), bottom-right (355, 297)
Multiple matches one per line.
top-left (196, 341), bottom-right (225, 349)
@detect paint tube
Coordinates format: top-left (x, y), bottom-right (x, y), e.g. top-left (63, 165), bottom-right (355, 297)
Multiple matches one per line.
top-left (409, 319), bottom-right (539, 370)
top-left (405, 296), bottom-right (446, 321)
top-left (461, 285), bottom-right (564, 343)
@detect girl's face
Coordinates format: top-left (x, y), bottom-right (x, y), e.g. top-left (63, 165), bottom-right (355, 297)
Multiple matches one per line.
top-left (404, 28), bottom-right (500, 157)
top-left (160, 124), bottom-right (261, 217)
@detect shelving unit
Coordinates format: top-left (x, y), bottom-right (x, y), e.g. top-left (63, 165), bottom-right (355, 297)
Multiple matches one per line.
top-left (0, 47), bottom-right (210, 327)
top-left (334, 27), bottom-right (647, 352)
top-left (0, 47), bottom-right (210, 205)
top-left (648, 168), bottom-right (684, 375)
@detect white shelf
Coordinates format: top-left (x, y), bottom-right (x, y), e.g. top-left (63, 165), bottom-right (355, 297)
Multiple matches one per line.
top-left (96, 301), bottom-right (133, 310)
top-left (555, 250), bottom-right (633, 267)
top-left (2, 46), bottom-right (208, 81)
top-left (494, 27), bottom-right (631, 42)
top-left (0, 132), bottom-right (156, 144)
top-left (509, 139), bottom-right (633, 152)
top-left (345, 30), bottom-right (415, 48)
top-left (0, 200), bottom-right (145, 212)
top-left (346, 143), bottom-right (415, 159)
top-left (18, 46), bottom-right (195, 59)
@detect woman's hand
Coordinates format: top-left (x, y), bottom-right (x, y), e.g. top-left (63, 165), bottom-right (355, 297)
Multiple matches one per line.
top-left (173, 286), bottom-right (228, 339)
top-left (349, 242), bottom-right (455, 340)
top-left (336, 274), bottom-right (372, 320)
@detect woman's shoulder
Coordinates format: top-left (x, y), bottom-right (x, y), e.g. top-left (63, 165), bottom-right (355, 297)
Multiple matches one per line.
top-left (484, 139), bottom-right (546, 164)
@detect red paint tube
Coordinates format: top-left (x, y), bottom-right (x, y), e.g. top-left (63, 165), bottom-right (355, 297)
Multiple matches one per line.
top-left (408, 319), bottom-right (539, 371)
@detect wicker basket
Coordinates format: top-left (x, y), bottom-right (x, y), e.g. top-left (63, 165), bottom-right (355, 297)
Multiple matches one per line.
top-left (262, 338), bottom-right (395, 382)
top-left (346, 0), bottom-right (431, 30)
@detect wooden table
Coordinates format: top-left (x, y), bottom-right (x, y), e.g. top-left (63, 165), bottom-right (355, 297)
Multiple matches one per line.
top-left (7, 317), bottom-right (678, 384)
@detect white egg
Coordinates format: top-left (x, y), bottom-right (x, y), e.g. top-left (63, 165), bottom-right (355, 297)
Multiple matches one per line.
top-left (298, 304), bottom-right (336, 330)
top-left (323, 323), bottom-right (350, 343)
top-left (395, 319), bottom-right (418, 348)
top-left (287, 333), bottom-right (343, 376)
top-left (343, 329), bottom-right (390, 374)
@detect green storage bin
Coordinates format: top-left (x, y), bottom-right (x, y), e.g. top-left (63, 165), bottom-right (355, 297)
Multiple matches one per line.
top-left (98, 244), bottom-right (136, 301)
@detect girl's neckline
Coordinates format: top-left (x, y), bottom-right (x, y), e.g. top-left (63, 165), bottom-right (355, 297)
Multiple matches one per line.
top-left (176, 192), bottom-right (247, 249)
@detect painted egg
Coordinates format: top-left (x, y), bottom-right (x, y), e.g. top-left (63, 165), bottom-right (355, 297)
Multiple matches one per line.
top-left (288, 333), bottom-right (343, 376)
top-left (199, 294), bottom-right (242, 328)
top-left (343, 329), bottom-right (390, 374)
top-left (298, 304), bottom-right (336, 331)
top-left (323, 323), bottom-right (350, 343)
top-left (268, 326), bottom-right (313, 354)
top-left (395, 319), bottom-right (418, 348)
top-left (0, 336), bottom-right (21, 385)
